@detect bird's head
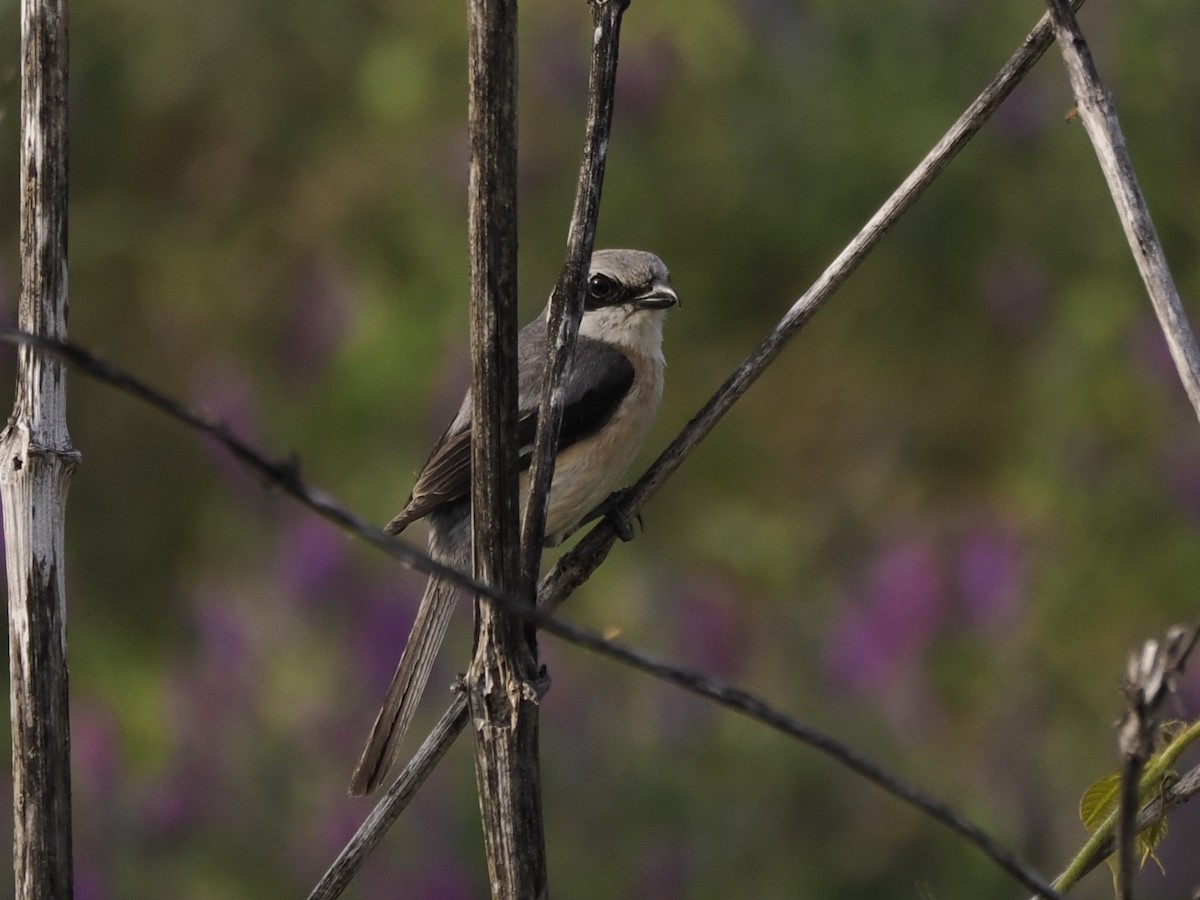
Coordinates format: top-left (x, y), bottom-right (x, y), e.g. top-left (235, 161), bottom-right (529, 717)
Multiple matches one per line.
top-left (578, 249), bottom-right (678, 357)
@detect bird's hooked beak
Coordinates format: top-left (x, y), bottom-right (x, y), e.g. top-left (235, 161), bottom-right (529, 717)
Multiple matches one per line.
top-left (631, 281), bottom-right (680, 310)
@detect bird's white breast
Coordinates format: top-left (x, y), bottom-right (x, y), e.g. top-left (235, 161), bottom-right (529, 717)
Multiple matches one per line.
top-left (525, 347), bottom-right (665, 544)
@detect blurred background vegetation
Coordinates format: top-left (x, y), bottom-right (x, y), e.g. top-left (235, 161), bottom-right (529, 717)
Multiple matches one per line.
top-left (2, 0), bottom-right (1200, 897)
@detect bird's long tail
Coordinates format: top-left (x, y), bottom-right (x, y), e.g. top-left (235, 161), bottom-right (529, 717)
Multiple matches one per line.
top-left (349, 573), bottom-right (459, 796)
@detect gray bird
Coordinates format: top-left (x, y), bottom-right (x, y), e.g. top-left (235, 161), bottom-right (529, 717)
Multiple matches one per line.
top-left (350, 249), bottom-right (679, 795)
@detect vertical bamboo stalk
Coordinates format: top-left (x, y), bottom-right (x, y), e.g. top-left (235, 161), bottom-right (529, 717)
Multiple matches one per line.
top-left (2, 0), bottom-right (78, 897)
top-left (464, 0), bottom-right (549, 895)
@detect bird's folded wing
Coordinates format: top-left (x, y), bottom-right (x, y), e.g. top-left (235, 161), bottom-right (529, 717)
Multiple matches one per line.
top-left (386, 335), bottom-right (634, 533)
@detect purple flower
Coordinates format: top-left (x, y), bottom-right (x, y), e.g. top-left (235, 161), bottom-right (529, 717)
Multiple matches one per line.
top-left (614, 45), bottom-right (677, 124)
top-left (1129, 316), bottom-right (1182, 390)
top-left (993, 78), bottom-right (1053, 145)
top-left (278, 260), bottom-right (353, 384)
top-left (826, 536), bottom-right (949, 693)
top-left (1160, 433), bottom-right (1200, 527)
top-left (410, 862), bottom-right (476, 900)
top-left (71, 703), bottom-right (122, 799)
top-left (74, 859), bottom-right (108, 900)
top-left (354, 582), bottom-right (427, 693)
top-left (634, 842), bottom-right (691, 900)
top-left (276, 515), bottom-right (350, 606)
top-left (189, 359), bottom-right (264, 494)
top-left (676, 575), bottom-right (745, 677)
top-left (957, 522), bottom-right (1025, 628)
top-left (137, 761), bottom-right (213, 839)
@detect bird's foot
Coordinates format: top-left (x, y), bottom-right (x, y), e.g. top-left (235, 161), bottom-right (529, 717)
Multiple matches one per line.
top-left (553, 488), bottom-right (643, 544)
top-left (593, 488), bottom-right (642, 542)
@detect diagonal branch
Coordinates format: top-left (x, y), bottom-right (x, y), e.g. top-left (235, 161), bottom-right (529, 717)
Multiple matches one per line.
top-left (533, 0), bottom-right (1091, 615)
top-left (1043, 0), bottom-right (1200, 420)
top-left (520, 0), bottom-right (630, 588)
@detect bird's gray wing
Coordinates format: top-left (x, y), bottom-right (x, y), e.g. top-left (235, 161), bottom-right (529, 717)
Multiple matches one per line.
top-left (386, 324), bottom-right (634, 534)
top-left (550, 335), bottom-right (635, 454)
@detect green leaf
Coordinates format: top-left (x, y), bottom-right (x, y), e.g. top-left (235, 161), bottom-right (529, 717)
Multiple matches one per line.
top-left (1138, 816), bottom-right (1168, 874)
top-left (1080, 771), bottom-right (1121, 831)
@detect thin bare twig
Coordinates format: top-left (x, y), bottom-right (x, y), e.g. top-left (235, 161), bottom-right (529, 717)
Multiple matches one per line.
top-left (309, 698), bottom-right (469, 900)
top-left (1113, 633), bottom-right (1187, 900)
top-left (520, 0), bottom-right (629, 588)
top-left (541, 0), bottom-right (1089, 596)
top-left (0, 326), bottom-right (502, 601)
top-left (1043, 0), bottom-right (1200, 420)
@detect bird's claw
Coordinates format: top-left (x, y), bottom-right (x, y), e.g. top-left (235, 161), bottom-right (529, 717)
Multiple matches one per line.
top-left (597, 488), bottom-right (642, 542)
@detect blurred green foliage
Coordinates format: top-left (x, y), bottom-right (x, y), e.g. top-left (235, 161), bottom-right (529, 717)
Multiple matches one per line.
top-left (2, 0), bottom-right (1200, 897)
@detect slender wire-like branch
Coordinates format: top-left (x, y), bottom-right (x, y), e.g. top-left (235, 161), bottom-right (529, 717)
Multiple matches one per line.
top-left (309, 698), bottom-right (469, 900)
top-left (0, 322), bottom-right (1060, 900)
top-left (1043, 0), bottom-right (1200, 421)
top-left (519, 0), bottom-right (629, 588)
top-left (0, 326), bottom-right (501, 601)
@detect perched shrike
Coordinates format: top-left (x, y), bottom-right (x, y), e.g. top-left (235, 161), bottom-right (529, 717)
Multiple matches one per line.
top-left (349, 249), bottom-right (679, 795)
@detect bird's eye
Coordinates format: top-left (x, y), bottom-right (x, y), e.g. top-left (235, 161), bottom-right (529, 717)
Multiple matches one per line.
top-left (587, 273), bottom-right (618, 305)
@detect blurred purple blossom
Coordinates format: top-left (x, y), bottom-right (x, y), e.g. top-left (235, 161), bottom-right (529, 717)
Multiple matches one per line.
top-left (980, 252), bottom-right (1049, 331)
top-left (1161, 433), bottom-right (1200, 527)
top-left (826, 536), bottom-right (949, 693)
top-left (535, 28), bottom-right (588, 108)
top-left (72, 703), bottom-right (122, 799)
top-left (613, 45), bottom-right (677, 124)
top-left (354, 581), bottom-right (426, 692)
top-left (279, 259), bottom-right (354, 384)
top-left (275, 515), bottom-right (351, 606)
top-left (993, 78), bottom-right (1053, 145)
top-left (956, 522), bottom-right (1025, 628)
top-left (189, 358), bottom-right (264, 493)
top-left (137, 758), bottom-right (217, 840)
top-left (676, 575), bottom-right (745, 677)
top-left (163, 596), bottom-right (258, 760)
top-left (313, 798), bottom-right (368, 860)
top-left (633, 842), bottom-right (691, 900)
top-left (194, 594), bottom-right (254, 674)
top-left (74, 859), bottom-right (108, 900)
top-left (1128, 315), bottom-right (1181, 389)
top-left (408, 861), bottom-right (476, 900)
